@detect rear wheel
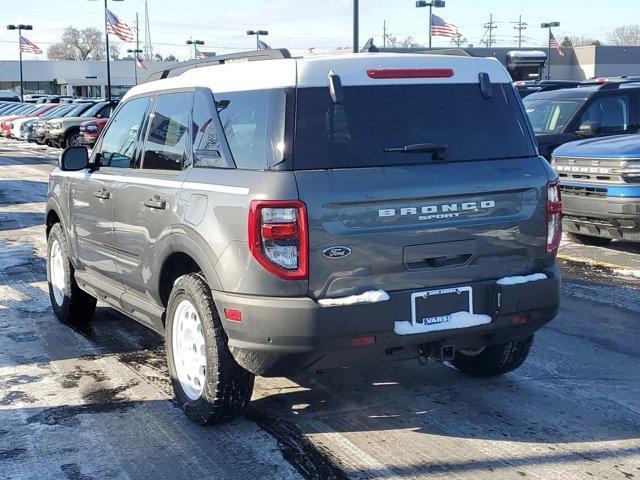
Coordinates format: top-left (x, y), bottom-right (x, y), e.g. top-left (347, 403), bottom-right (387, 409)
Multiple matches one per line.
top-left (452, 335), bottom-right (534, 377)
top-left (566, 232), bottom-right (612, 246)
top-left (47, 223), bottom-right (97, 325)
top-left (165, 273), bottom-right (254, 425)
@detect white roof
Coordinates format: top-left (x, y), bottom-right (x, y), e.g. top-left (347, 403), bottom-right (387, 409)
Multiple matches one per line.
top-left (123, 53), bottom-right (511, 101)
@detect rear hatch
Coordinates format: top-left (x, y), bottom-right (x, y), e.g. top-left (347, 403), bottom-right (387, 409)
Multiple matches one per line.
top-left (292, 67), bottom-right (551, 299)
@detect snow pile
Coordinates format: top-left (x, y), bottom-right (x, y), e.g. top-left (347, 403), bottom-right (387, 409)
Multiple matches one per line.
top-left (394, 311), bottom-right (492, 335)
top-left (318, 290), bottom-right (390, 307)
top-left (496, 273), bottom-right (547, 286)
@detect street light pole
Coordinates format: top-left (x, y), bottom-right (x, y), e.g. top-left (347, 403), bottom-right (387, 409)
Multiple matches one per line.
top-left (127, 48), bottom-right (143, 84)
top-left (353, 0), bottom-right (359, 53)
top-left (7, 24), bottom-right (32, 102)
top-left (186, 39), bottom-right (205, 60)
top-left (246, 30), bottom-right (268, 51)
top-left (416, 1), bottom-right (446, 51)
top-left (541, 21), bottom-right (560, 80)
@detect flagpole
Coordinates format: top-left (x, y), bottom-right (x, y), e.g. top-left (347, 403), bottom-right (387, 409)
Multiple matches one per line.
top-left (104, 0), bottom-right (112, 101)
top-left (428, 4), bottom-right (432, 50)
top-left (18, 32), bottom-right (24, 102)
top-left (547, 28), bottom-right (551, 79)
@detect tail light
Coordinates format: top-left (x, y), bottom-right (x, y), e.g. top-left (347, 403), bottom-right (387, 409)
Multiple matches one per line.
top-left (248, 200), bottom-right (308, 280)
top-left (546, 181), bottom-right (562, 253)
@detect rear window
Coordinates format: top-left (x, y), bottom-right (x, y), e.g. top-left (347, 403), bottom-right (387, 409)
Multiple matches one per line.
top-left (293, 83), bottom-right (536, 170)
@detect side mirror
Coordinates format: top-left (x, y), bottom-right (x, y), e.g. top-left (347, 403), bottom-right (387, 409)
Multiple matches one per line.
top-left (59, 146), bottom-right (89, 171)
top-left (577, 121), bottom-right (601, 137)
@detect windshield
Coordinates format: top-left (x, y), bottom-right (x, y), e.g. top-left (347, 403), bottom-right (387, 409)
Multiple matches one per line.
top-left (81, 102), bottom-right (107, 117)
top-left (523, 98), bottom-right (584, 134)
top-left (67, 103), bottom-right (92, 117)
top-left (293, 83), bottom-right (536, 169)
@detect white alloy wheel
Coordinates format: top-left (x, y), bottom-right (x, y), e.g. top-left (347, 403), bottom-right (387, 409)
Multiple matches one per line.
top-left (172, 299), bottom-right (207, 400)
top-left (49, 238), bottom-right (65, 306)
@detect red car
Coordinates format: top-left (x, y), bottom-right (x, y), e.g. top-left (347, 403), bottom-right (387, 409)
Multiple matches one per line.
top-left (0, 103), bottom-right (58, 137)
top-left (79, 117), bottom-right (108, 147)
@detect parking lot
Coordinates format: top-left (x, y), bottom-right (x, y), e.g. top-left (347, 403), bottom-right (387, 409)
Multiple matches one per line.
top-left (0, 138), bottom-right (638, 479)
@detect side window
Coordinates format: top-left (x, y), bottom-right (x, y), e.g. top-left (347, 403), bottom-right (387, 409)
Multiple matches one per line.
top-left (192, 89), bottom-right (234, 168)
top-left (97, 97), bottom-right (150, 168)
top-left (142, 91), bottom-right (192, 171)
top-left (580, 95), bottom-right (631, 134)
top-left (216, 89), bottom-right (286, 170)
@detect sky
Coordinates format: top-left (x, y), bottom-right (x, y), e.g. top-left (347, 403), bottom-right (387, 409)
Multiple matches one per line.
top-left (0, 0), bottom-right (636, 61)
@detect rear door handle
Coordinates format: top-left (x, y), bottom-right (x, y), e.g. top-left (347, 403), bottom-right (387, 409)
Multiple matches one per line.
top-left (93, 189), bottom-right (111, 200)
top-left (144, 197), bottom-right (167, 210)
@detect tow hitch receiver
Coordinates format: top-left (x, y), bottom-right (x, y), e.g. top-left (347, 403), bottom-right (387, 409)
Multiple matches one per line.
top-left (420, 344), bottom-right (456, 362)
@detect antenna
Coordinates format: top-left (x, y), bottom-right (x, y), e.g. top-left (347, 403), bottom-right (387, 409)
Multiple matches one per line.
top-left (144, 0), bottom-right (153, 61)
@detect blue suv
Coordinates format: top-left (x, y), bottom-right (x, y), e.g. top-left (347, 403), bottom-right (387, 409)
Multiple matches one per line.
top-left (553, 134), bottom-right (640, 245)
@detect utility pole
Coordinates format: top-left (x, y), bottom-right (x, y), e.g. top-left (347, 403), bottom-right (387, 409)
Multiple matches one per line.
top-left (481, 14), bottom-right (498, 48)
top-left (451, 36), bottom-right (467, 48)
top-left (143, 0), bottom-right (153, 61)
top-left (353, 0), bottom-right (359, 53)
top-left (383, 20), bottom-right (387, 48)
top-left (512, 15), bottom-right (527, 48)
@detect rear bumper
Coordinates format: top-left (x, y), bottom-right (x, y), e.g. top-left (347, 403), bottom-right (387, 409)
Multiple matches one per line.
top-left (213, 264), bottom-right (560, 376)
top-left (563, 193), bottom-right (640, 240)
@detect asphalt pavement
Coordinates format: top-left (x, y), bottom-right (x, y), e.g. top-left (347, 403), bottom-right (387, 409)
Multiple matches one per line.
top-left (0, 141), bottom-right (638, 480)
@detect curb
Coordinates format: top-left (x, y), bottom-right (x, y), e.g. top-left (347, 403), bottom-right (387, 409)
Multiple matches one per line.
top-left (557, 253), bottom-right (640, 276)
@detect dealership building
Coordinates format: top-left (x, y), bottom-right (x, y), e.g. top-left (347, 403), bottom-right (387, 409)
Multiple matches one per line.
top-left (0, 59), bottom-right (177, 98)
top-left (1, 45), bottom-right (640, 97)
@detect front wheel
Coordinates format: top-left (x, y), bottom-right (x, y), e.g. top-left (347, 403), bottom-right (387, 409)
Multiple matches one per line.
top-left (65, 130), bottom-right (81, 148)
top-left (451, 335), bottom-right (534, 377)
top-left (566, 232), bottom-right (612, 246)
top-left (165, 273), bottom-right (254, 425)
top-left (47, 223), bottom-right (97, 325)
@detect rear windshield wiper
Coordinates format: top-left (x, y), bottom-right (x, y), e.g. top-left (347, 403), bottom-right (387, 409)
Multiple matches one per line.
top-left (384, 143), bottom-right (448, 159)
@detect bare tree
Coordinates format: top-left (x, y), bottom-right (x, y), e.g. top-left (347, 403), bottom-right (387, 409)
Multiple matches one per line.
top-left (607, 25), bottom-right (640, 46)
top-left (385, 35), bottom-right (422, 48)
top-left (561, 35), bottom-right (602, 48)
top-left (47, 27), bottom-right (111, 60)
top-left (164, 54), bottom-right (177, 62)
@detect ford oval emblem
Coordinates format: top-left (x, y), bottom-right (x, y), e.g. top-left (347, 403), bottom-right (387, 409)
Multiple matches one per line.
top-left (322, 246), bottom-right (352, 259)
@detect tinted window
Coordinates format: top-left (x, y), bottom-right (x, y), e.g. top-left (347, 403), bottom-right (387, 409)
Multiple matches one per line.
top-left (579, 94), bottom-right (634, 134)
top-left (192, 90), bottom-right (234, 169)
top-left (97, 97), bottom-right (150, 168)
top-left (293, 83), bottom-right (536, 169)
top-left (142, 92), bottom-right (192, 171)
top-left (216, 89), bottom-right (286, 170)
top-left (524, 98), bottom-right (583, 134)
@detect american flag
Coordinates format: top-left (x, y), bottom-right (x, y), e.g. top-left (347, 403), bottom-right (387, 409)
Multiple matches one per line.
top-left (135, 56), bottom-right (147, 69)
top-left (549, 31), bottom-right (565, 56)
top-left (430, 13), bottom-right (461, 38)
top-left (257, 39), bottom-right (271, 51)
top-left (20, 36), bottom-right (42, 54)
top-left (106, 9), bottom-right (134, 43)
top-left (195, 47), bottom-right (206, 59)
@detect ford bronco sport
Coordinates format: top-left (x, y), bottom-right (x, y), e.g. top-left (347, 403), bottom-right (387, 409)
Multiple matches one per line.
top-left (46, 50), bottom-right (561, 425)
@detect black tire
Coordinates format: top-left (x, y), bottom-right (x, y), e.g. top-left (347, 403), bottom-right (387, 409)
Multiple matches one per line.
top-left (165, 273), bottom-right (254, 425)
top-left (451, 335), bottom-right (534, 377)
top-left (64, 129), bottom-right (81, 148)
top-left (46, 223), bottom-right (97, 325)
top-left (566, 232), bottom-right (612, 246)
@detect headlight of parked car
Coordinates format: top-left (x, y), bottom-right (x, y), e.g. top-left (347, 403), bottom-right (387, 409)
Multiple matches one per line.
top-left (622, 161), bottom-right (640, 183)
top-left (47, 122), bottom-right (62, 129)
top-left (83, 125), bottom-right (98, 132)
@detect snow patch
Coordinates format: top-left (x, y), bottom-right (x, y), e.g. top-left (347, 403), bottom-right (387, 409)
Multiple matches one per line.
top-left (394, 311), bottom-right (492, 335)
top-left (496, 273), bottom-right (547, 286)
top-left (318, 290), bottom-right (390, 307)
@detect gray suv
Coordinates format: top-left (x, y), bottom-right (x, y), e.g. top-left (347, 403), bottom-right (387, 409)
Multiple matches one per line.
top-left (46, 50), bottom-right (562, 425)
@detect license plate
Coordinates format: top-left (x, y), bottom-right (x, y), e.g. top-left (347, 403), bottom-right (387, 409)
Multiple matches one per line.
top-left (411, 286), bottom-right (473, 330)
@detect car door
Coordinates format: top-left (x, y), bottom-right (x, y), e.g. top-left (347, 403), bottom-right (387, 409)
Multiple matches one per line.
top-left (70, 96), bottom-right (151, 295)
top-left (575, 91), bottom-right (636, 138)
top-left (113, 90), bottom-right (193, 302)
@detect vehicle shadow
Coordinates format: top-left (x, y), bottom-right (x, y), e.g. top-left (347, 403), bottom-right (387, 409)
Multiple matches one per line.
top-left (0, 179), bottom-right (48, 206)
top-left (0, 212), bottom-right (44, 231)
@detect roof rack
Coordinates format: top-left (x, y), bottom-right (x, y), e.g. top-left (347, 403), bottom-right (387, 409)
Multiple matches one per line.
top-left (145, 49), bottom-right (292, 82)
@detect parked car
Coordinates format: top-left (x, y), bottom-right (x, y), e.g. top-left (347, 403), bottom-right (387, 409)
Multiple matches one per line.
top-left (523, 78), bottom-right (640, 159)
top-left (43, 100), bottom-right (117, 148)
top-left (4, 103), bottom-right (59, 138)
top-left (16, 104), bottom-right (80, 142)
top-left (79, 118), bottom-right (108, 147)
top-left (553, 134), bottom-right (640, 245)
top-left (514, 79), bottom-right (580, 98)
top-left (46, 50), bottom-right (561, 425)
top-left (31, 103), bottom-right (95, 145)
top-left (0, 90), bottom-right (21, 102)
top-left (0, 104), bottom-right (51, 136)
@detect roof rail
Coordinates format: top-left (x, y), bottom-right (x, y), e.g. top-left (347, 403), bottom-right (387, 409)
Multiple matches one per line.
top-left (145, 49), bottom-right (292, 82)
top-left (579, 76), bottom-right (640, 90)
